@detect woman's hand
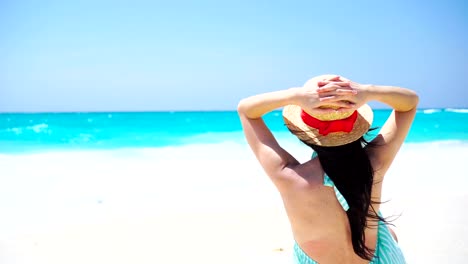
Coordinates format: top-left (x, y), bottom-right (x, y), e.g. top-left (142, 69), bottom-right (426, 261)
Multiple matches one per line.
top-left (294, 76), bottom-right (363, 115)
top-left (315, 77), bottom-right (372, 111)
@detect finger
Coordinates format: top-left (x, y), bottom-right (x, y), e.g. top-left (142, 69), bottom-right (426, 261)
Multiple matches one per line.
top-left (318, 90), bottom-right (352, 98)
top-left (317, 91), bottom-right (335, 98)
top-left (317, 82), bottom-right (350, 92)
top-left (327, 81), bottom-right (351, 87)
top-left (319, 95), bottom-right (337, 102)
top-left (317, 81), bottom-right (330, 87)
top-left (336, 88), bottom-right (357, 95)
top-left (317, 81), bottom-right (327, 87)
top-left (317, 79), bottom-right (346, 86)
top-left (326, 76), bottom-right (341, 82)
top-left (316, 83), bottom-right (341, 93)
top-left (320, 93), bottom-right (356, 102)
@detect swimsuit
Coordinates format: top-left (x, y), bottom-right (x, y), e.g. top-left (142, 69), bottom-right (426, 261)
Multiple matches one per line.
top-left (293, 174), bottom-right (406, 263)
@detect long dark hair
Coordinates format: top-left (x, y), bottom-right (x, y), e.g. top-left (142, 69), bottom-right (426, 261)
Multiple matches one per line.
top-left (303, 136), bottom-right (387, 260)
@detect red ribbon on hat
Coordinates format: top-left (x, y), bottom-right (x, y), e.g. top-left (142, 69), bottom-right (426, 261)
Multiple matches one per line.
top-left (300, 110), bottom-right (358, 136)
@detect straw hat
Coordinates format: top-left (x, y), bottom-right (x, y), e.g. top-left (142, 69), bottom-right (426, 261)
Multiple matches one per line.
top-left (282, 75), bottom-right (373, 147)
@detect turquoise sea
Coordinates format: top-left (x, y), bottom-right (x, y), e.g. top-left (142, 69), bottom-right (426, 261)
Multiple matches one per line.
top-left (1, 109), bottom-right (467, 153)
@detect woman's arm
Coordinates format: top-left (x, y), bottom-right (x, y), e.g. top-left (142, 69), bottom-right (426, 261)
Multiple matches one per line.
top-left (237, 88), bottom-right (302, 181)
top-left (237, 88), bottom-right (301, 119)
top-left (366, 85), bottom-right (419, 112)
top-left (365, 85), bottom-right (419, 172)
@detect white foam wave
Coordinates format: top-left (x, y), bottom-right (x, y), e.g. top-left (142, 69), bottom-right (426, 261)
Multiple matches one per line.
top-left (6, 127), bottom-right (23, 134)
top-left (422, 109), bottom-right (441, 114)
top-left (28, 123), bottom-right (49, 133)
top-left (180, 131), bottom-right (245, 145)
top-left (4, 124), bottom-right (50, 134)
top-left (445, 108), bottom-right (468, 113)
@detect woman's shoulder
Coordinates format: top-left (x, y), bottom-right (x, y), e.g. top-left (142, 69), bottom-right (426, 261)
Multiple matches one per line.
top-left (273, 159), bottom-right (325, 190)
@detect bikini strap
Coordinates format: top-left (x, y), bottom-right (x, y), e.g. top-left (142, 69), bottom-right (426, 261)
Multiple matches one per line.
top-left (323, 174), bottom-right (350, 212)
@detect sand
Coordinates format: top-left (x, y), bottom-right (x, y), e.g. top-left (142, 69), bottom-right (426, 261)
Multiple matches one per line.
top-left (1, 141), bottom-right (467, 263)
top-left (3, 196), bottom-right (468, 263)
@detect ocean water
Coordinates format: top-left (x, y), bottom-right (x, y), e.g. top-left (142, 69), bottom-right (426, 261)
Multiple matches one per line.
top-left (1, 109), bottom-right (467, 153)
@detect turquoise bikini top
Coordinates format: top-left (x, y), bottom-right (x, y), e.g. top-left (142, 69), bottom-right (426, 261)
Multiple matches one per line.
top-left (312, 151), bottom-right (350, 211)
top-left (323, 174), bottom-right (350, 211)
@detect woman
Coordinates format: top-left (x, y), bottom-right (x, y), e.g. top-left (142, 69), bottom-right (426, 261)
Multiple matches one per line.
top-left (237, 74), bottom-right (418, 263)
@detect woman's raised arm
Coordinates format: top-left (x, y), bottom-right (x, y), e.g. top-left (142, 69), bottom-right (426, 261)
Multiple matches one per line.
top-left (237, 88), bottom-right (303, 180)
top-left (365, 84), bottom-right (419, 171)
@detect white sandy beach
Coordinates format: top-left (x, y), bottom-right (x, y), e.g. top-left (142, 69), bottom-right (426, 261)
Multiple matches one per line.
top-left (1, 141), bottom-right (467, 263)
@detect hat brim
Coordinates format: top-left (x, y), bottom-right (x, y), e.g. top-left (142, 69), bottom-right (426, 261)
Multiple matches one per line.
top-left (282, 104), bottom-right (373, 147)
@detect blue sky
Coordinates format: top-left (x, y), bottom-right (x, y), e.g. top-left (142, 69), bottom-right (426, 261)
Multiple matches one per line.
top-left (1, 0), bottom-right (467, 112)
